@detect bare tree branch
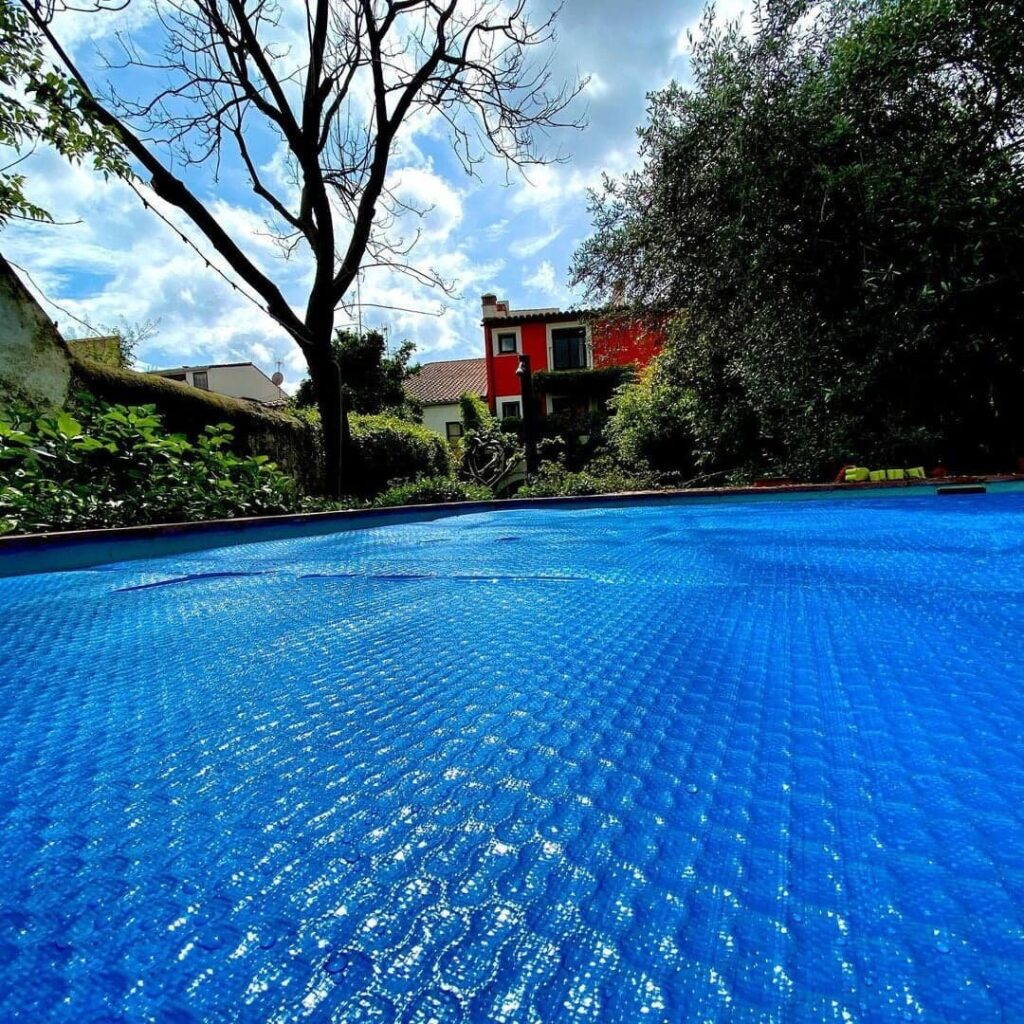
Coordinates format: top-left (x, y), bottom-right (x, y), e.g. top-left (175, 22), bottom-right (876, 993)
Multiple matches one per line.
top-left (19, 0), bottom-right (586, 494)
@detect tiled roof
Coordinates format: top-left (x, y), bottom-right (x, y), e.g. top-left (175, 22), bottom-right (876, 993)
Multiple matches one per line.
top-left (404, 357), bottom-right (487, 405)
top-left (148, 361), bottom-right (261, 375)
top-left (482, 308), bottom-right (598, 326)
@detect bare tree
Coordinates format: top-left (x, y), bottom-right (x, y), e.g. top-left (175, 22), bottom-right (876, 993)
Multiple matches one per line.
top-left (20, 0), bottom-right (584, 495)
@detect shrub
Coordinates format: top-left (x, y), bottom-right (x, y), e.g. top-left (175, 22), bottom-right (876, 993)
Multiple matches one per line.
top-left (517, 460), bottom-right (655, 499)
top-left (372, 476), bottom-right (493, 508)
top-left (606, 358), bottom-right (697, 476)
top-left (348, 413), bottom-right (451, 496)
top-left (0, 398), bottom-right (307, 535)
top-left (458, 392), bottom-right (491, 433)
top-left (71, 354), bottom-right (322, 491)
top-left (456, 394), bottom-right (523, 491)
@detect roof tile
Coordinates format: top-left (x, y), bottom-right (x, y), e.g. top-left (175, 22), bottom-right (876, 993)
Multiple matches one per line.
top-left (404, 357), bottom-right (487, 405)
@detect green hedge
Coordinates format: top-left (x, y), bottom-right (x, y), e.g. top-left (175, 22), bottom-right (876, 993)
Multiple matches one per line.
top-left (348, 413), bottom-right (452, 497)
top-left (372, 476), bottom-right (492, 507)
top-left (0, 398), bottom-right (312, 535)
top-left (517, 461), bottom-right (655, 498)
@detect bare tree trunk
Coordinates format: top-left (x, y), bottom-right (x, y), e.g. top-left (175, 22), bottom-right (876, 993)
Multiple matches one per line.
top-left (307, 345), bottom-right (345, 498)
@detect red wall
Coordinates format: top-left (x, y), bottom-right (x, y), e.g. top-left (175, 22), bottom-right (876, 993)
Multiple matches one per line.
top-left (485, 322), bottom-right (550, 413)
top-left (591, 318), bottom-right (664, 370)
top-left (484, 315), bottom-right (664, 414)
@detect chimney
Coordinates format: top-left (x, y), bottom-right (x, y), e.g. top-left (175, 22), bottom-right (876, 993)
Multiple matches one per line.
top-left (481, 293), bottom-right (506, 319)
top-left (611, 280), bottom-right (626, 307)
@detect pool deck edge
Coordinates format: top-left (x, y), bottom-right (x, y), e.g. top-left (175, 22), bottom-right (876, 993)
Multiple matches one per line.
top-left (2, 474), bottom-right (1021, 577)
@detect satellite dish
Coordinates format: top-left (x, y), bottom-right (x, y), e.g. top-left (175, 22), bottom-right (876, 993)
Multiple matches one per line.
top-left (271, 371), bottom-right (284, 386)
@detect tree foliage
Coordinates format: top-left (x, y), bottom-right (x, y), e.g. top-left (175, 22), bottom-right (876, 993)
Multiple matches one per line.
top-left (606, 357), bottom-right (696, 476)
top-left (294, 329), bottom-right (418, 415)
top-left (0, 0), bottom-right (128, 225)
top-left (574, 0), bottom-right (1024, 479)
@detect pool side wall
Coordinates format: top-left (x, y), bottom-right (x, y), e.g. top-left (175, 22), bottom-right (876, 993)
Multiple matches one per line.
top-left (2, 477), bottom-right (1022, 578)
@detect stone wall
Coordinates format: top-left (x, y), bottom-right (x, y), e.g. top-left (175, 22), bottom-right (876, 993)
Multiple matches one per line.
top-left (0, 255), bottom-right (70, 409)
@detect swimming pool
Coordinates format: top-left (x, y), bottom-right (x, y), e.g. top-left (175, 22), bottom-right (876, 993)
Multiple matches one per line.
top-left (1, 488), bottom-right (1023, 1021)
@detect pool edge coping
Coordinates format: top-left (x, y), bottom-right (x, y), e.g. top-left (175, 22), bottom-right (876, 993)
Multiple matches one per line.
top-left (2, 474), bottom-right (1020, 577)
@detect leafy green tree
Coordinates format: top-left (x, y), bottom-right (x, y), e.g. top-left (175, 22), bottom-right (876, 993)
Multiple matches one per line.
top-left (574, 0), bottom-right (1024, 479)
top-left (0, 0), bottom-right (128, 226)
top-left (294, 329), bottom-right (418, 415)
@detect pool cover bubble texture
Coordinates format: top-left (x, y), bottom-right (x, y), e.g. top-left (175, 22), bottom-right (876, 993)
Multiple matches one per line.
top-left (1, 492), bottom-right (1023, 1022)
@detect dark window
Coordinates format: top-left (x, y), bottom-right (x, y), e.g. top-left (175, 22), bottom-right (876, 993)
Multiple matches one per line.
top-left (497, 331), bottom-right (517, 354)
top-left (550, 395), bottom-right (577, 415)
top-left (192, 370), bottom-right (210, 390)
top-left (445, 421), bottom-right (464, 441)
top-left (551, 326), bottom-right (587, 369)
top-left (500, 400), bottom-right (522, 419)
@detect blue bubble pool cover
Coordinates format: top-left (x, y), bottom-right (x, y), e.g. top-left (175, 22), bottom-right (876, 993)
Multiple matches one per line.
top-left (1, 490), bottom-right (1024, 1022)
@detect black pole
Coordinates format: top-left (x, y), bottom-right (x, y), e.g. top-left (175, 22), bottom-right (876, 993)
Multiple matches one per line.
top-left (516, 354), bottom-right (539, 477)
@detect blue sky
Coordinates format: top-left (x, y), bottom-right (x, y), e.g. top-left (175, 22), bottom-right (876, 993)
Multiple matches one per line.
top-left (1, 0), bottom-right (748, 390)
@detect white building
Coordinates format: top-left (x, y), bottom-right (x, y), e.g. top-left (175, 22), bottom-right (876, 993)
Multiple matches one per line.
top-left (148, 362), bottom-right (287, 405)
top-left (403, 357), bottom-right (487, 441)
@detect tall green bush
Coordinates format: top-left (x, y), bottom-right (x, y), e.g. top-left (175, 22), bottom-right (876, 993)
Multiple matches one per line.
top-left (0, 398), bottom-right (306, 535)
top-left (574, 0), bottom-right (1024, 478)
top-left (348, 413), bottom-right (451, 497)
top-left (606, 358), bottom-right (697, 476)
top-left (458, 392), bottom-right (491, 433)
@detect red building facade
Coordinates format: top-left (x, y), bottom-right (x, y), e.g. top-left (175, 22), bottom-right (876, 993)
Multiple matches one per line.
top-left (480, 294), bottom-right (664, 420)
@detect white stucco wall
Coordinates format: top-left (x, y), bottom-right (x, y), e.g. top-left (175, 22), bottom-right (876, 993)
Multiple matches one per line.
top-left (0, 257), bottom-right (71, 409)
top-left (152, 364), bottom-right (287, 403)
top-left (204, 365), bottom-right (286, 403)
top-left (421, 402), bottom-right (463, 439)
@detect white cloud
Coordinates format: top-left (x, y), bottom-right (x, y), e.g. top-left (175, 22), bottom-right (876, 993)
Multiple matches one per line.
top-left (510, 227), bottom-right (563, 259)
top-left (53, 4), bottom-right (155, 54)
top-left (3, 0), bottom-right (711, 383)
top-left (674, 0), bottom-right (753, 57)
top-left (584, 71), bottom-right (611, 98)
top-left (386, 164), bottom-right (465, 244)
top-left (510, 149), bottom-right (631, 219)
top-left (523, 260), bottom-right (559, 294)
top-left (483, 219), bottom-right (510, 241)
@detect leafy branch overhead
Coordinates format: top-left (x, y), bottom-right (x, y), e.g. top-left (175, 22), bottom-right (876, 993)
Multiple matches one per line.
top-left (0, 0), bottom-right (129, 226)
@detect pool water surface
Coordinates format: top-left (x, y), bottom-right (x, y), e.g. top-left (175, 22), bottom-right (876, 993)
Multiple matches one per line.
top-left (1, 491), bottom-right (1023, 1021)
